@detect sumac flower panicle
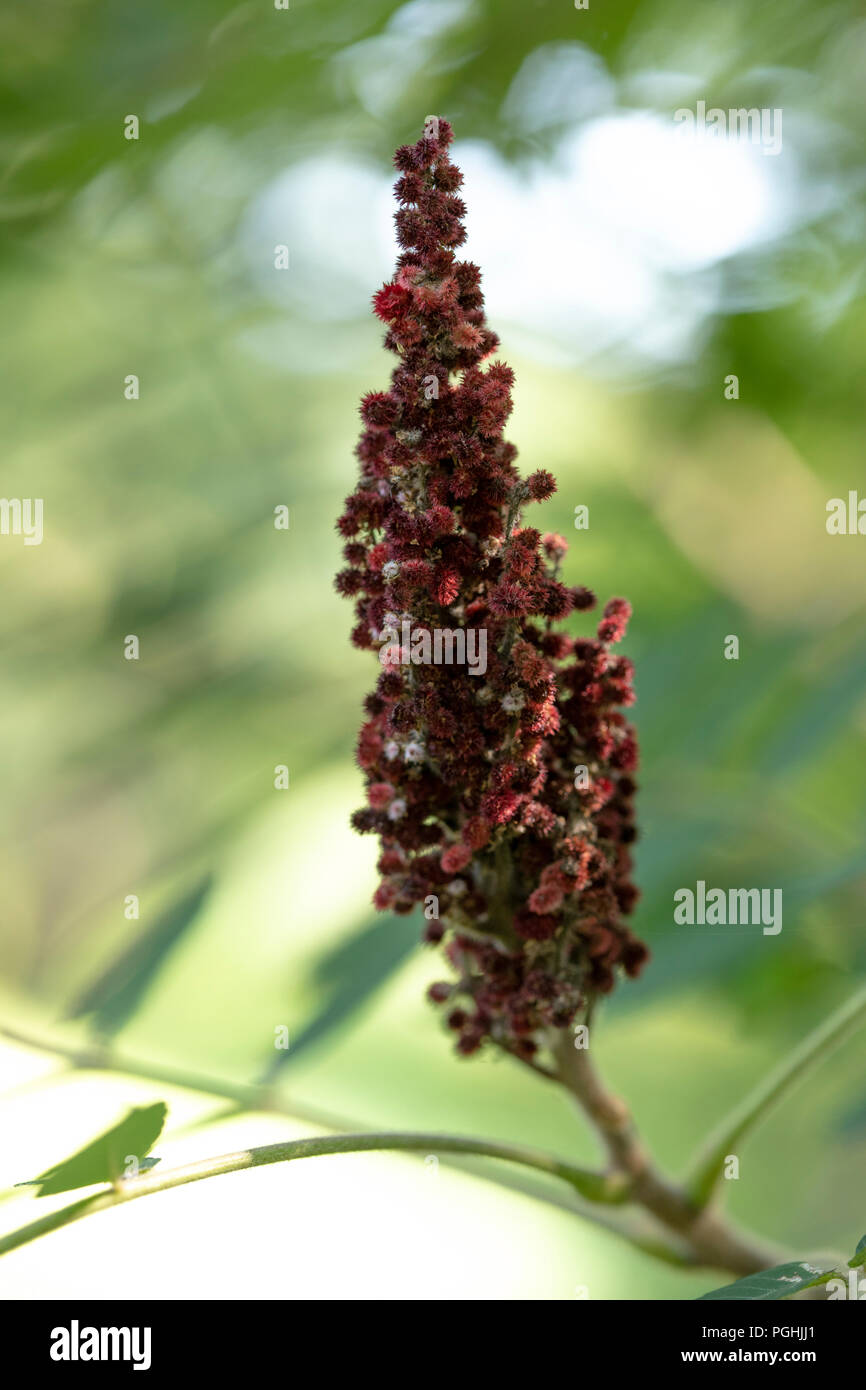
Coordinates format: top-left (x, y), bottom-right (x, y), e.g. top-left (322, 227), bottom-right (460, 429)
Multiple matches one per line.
top-left (336, 118), bottom-right (648, 1061)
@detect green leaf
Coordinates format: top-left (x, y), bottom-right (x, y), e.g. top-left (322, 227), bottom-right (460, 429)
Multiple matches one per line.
top-left (18, 1102), bottom-right (167, 1196)
top-left (686, 983), bottom-right (866, 1207)
top-left (699, 1261), bottom-right (835, 1301)
top-left (259, 913), bottom-right (416, 1079)
top-left (67, 875), bottom-right (212, 1037)
top-left (848, 1234), bottom-right (866, 1268)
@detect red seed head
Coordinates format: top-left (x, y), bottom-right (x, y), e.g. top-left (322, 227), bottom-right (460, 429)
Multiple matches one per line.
top-left (336, 120), bottom-right (646, 1062)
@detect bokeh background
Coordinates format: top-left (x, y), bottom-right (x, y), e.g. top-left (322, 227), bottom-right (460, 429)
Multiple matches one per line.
top-left (0, 0), bottom-right (864, 1299)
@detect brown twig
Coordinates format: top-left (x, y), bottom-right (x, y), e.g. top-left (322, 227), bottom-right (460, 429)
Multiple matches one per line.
top-left (553, 1036), bottom-right (785, 1276)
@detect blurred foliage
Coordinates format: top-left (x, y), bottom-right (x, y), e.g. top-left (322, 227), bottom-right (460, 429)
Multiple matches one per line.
top-left (67, 875), bottom-right (213, 1037)
top-left (0, 0), bottom-right (864, 1298)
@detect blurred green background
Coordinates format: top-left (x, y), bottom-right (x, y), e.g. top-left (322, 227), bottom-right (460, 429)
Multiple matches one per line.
top-left (0, 0), bottom-right (864, 1299)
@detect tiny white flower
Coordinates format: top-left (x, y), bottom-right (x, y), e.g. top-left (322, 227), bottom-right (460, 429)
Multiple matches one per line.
top-left (388, 798), bottom-right (407, 820)
top-left (382, 560), bottom-right (400, 580)
top-left (384, 740), bottom-right (400, 760)
top-left (501, 689), bottom-right (525, 713)
top-left (404, 740), bottom-right (425, 763)
top-left (449, 879), bottom-right (467, 896)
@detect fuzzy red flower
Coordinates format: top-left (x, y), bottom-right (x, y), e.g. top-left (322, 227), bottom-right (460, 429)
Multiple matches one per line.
top-left (441, 843), bottom-right (472, 875)
top-left (373, 282), bottom-right (410, 322)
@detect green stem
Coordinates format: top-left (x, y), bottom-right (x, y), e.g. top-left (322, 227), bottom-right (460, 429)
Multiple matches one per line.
top-left (685, 983), bottom-right (866, 1208)
top-left (0, 1023), bottom-right (694, 1264)
top-left (1, 1022), bottom-right (671, 1252)
top-left (0, 1130), bottom-right (627, 1258)
top-left (0, 1023), bottom-right (352, 1130)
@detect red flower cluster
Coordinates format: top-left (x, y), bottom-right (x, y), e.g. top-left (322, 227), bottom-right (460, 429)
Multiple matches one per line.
top-left (337, 118), bottom-right (648, 1062)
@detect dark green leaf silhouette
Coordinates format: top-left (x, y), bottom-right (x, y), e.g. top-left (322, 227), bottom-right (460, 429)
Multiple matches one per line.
top-left (67, 875), bottom-right (213, 1037)
top-left (848, 1234), bottom-right (866, 1267)
top-left (260, 914), bottom-right (416, 1079)
top-left (699, 1261), bottom-right (834, 1301)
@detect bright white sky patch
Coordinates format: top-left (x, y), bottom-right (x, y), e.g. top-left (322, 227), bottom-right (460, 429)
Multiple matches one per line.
top-left (242, 82), bottom-right (804, 374)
